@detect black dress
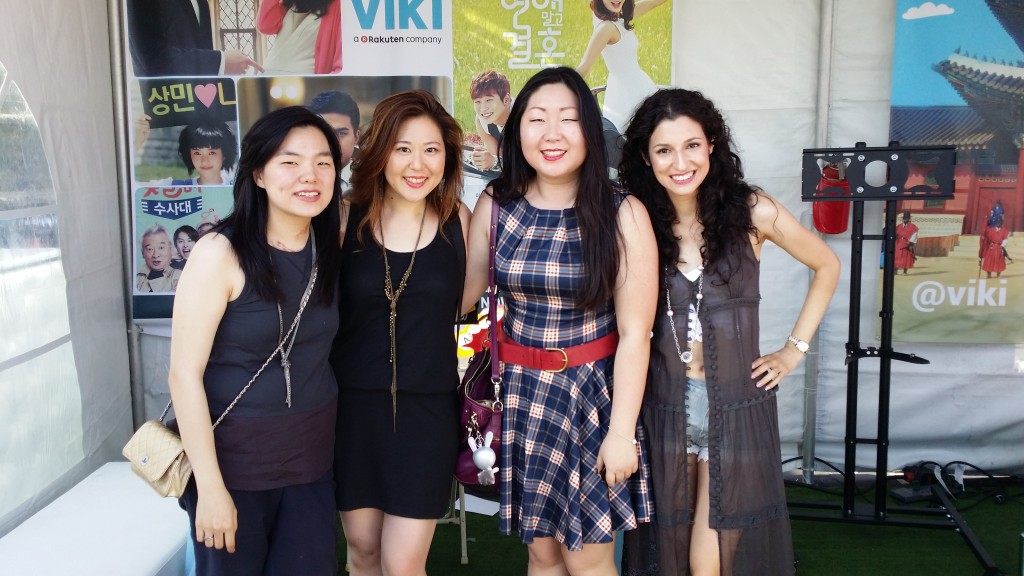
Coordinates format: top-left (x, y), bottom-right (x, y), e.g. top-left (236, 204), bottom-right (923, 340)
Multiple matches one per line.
top-left (330, 207), bottom-right (462, 518)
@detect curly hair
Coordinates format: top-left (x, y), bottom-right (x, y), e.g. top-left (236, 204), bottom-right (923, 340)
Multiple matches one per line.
top-left (619, 88), bottom-right (759, 283)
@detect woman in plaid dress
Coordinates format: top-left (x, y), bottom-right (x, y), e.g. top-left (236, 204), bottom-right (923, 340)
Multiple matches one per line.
top-left (464, 66), bottom-right (658, 574)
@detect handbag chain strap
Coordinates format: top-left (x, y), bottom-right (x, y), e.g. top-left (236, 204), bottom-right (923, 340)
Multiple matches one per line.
top-left (487, 196), bottom-right (502, 409)
top-left (159, 233), bottom-right (319, 430)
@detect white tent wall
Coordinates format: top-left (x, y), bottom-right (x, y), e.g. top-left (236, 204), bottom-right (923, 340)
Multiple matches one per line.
top-left (0, 0), bottom-right (134, 537)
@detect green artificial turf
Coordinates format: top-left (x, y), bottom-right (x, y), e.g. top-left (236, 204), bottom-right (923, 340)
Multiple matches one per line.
top-left (336, 477), bottom-right (1023, 575)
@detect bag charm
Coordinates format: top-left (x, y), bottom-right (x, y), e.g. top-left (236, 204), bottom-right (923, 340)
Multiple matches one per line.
top-left (467, 429), bottom-right (498, 485)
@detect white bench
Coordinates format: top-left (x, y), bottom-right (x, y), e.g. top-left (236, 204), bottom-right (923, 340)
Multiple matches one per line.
top-left (0, 461), bottom-right (189, 575)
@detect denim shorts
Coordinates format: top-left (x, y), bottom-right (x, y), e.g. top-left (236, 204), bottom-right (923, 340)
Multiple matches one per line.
top-left (686, 378), bottom-right (710, 462)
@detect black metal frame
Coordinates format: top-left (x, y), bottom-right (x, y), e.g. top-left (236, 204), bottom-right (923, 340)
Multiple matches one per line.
top-left (789, 143), bottom-right (1005, 576)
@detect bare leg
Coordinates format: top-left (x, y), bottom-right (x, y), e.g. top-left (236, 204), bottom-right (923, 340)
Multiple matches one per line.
top-left (561, 541), bottom-right (617, 576)
top-left (689, 459), bottom-right (720, 576)
top-left (341, 509), bottom-right (385, 576)
top-left (380, 515), bottom-right (436, 576)
top-left (527, 537), bottom-right (570, 576)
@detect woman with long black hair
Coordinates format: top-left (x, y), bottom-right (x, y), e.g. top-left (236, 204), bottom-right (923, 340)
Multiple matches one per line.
top-left (169, 106), bottom-right (343, 574)
top-left (463, 66), bottom-right (658, 575)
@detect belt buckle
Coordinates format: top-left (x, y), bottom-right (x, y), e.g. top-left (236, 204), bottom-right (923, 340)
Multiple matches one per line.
top-left (545, 347), bottom-right (568, 373)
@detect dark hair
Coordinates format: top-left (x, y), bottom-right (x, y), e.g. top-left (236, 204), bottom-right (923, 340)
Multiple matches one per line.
top-left (282, 0), bottom-right (334, 17)
top-left (178, 122), bottom-right (238, 174)
top-left (492, 66), bottom-right (620, 310)
top-left (173, 224), bottom-right (199, 244)
top-left (620, 88), bottom-right (758, 282)
top-left (214, 106), bottom-right (342, 306)
top-left (470, 69), bottom-right (511, 101)
top-left (309, 90), bottom-right (360, 128)
top-left (349, 89), bottom-right (463, 244)
top-left (591, 0), bottom-right (635, 30)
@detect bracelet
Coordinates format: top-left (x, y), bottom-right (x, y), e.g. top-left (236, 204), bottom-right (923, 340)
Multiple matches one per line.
top-left (608, 428), bottom-right (638, 446)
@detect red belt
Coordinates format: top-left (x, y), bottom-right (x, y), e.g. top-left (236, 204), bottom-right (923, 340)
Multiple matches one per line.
top-left (498, 330), bottom-right (619, 373)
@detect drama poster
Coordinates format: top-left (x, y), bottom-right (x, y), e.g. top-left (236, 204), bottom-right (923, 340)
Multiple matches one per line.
top-left (123, 0), bottom-right (343, 78)
top-left (886, 0), bottom-right (1024, 344)
top-left (132, 185), bottom-right (234, 318)
top-left (452, 0), bottom-right (674, 207)
top-left (132, 78), bottom-right (240, 186)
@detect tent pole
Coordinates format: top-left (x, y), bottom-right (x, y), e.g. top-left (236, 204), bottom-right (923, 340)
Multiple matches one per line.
top-left (107, 0), bottom-right (146, 428)
top-left (801, 0), bottom-right (837, 484)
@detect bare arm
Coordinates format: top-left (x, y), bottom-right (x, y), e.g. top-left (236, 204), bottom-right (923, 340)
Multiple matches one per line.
top-left (749, 192), bottom-right (840, 389)
top-left (168, 233), bottom-right (244, 552)
top-left (461, 192), bottom-right (494, 316)
top-left (577, 21), bottom-right (618, 78)
top-left (596, 196), bottom-right (658, 486)
top-left (633, 0), bottom-right (669, 19)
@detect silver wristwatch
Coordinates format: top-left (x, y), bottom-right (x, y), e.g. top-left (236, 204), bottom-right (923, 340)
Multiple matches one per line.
top-left (787, 335), bottom-right (809, 353)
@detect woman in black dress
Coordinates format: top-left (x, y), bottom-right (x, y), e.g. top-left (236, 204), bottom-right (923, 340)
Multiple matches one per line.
top-left (330, 89), bottom-right (470, 575)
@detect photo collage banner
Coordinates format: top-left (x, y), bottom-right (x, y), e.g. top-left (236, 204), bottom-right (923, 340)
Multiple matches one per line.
top-left (124, 0), bottom-right (675, 319)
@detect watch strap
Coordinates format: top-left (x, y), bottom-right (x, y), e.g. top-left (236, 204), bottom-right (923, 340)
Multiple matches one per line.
top-left (787, 335), bottom-right (809, 353)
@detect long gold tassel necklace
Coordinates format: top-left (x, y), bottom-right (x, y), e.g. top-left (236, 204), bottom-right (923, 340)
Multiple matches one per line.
top-left (381, 207), bottom-right (427, 426)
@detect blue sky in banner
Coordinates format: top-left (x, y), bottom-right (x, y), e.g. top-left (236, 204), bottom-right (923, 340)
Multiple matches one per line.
top-left (892, 0), bottom-right (1024, 106)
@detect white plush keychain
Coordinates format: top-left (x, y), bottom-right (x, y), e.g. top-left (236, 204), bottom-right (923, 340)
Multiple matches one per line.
top-left (468, 431), bottom-right (498, 485)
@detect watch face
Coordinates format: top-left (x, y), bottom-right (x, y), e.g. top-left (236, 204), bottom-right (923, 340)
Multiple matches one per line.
top-left (790, 336), bottom-right (809, 352)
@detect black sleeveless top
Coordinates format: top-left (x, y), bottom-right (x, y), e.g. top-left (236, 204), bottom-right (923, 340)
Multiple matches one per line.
top-left (202, 236), bottom-right (339, 490)
top-left (330, 205), bottom-right (462, 394)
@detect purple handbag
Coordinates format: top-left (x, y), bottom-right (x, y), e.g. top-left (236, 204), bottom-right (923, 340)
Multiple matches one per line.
top-left (455, 199), bottom-right (502, 494)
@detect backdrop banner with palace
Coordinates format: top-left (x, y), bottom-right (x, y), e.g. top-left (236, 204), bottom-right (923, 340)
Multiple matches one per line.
top-left (884, 0), bottom-right (1024, 344)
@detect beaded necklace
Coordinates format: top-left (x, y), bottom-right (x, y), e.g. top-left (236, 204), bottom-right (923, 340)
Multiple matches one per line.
top-left (665, 265), bottom-right (704, 366)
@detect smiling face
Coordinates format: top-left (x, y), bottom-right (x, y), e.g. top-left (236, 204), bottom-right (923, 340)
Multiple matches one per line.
top-left (384, 115), bottom-right (445, 205)
top-left (191, 147), bottom-right (225, 184)
top-left (254, 125), bottom-right (336, 223)
top-left (646, 115), bottom-right (714, 201)
top-left (601, 0), bottom-right (623, 15)
top-left (321, 112), bottom-right (357, 168)
top-left (142, 231), bottom-right (173, 272)
top-left (518, 82), bottom-right (585, 186)
top-left (175, 231), bottom-right (195, 260)
top-left (473, 92), bottom-right (511, 127)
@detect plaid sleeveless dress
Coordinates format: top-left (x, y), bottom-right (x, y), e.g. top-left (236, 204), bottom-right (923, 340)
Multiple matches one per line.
top-left (495, 195), bottom-right (652, 551)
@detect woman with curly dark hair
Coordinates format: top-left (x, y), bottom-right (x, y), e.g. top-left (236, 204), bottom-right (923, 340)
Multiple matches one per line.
top-left (619, 89), bottom-right (839, 576)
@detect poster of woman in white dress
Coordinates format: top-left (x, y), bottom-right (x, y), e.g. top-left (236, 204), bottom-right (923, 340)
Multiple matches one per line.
top-left (451, 0), bottom-right (674, 185)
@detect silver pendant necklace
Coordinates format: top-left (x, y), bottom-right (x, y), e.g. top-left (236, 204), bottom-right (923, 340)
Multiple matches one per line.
top-left (665, 265), bottom-right (703, 366)
top-left (270, 231), bottom-right (317, 407)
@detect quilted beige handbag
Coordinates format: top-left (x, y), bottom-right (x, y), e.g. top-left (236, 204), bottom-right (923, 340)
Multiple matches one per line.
top-left (122, 418), bottom-right (193, 498)
top-left (123, 254), bottom-right (319, 497)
